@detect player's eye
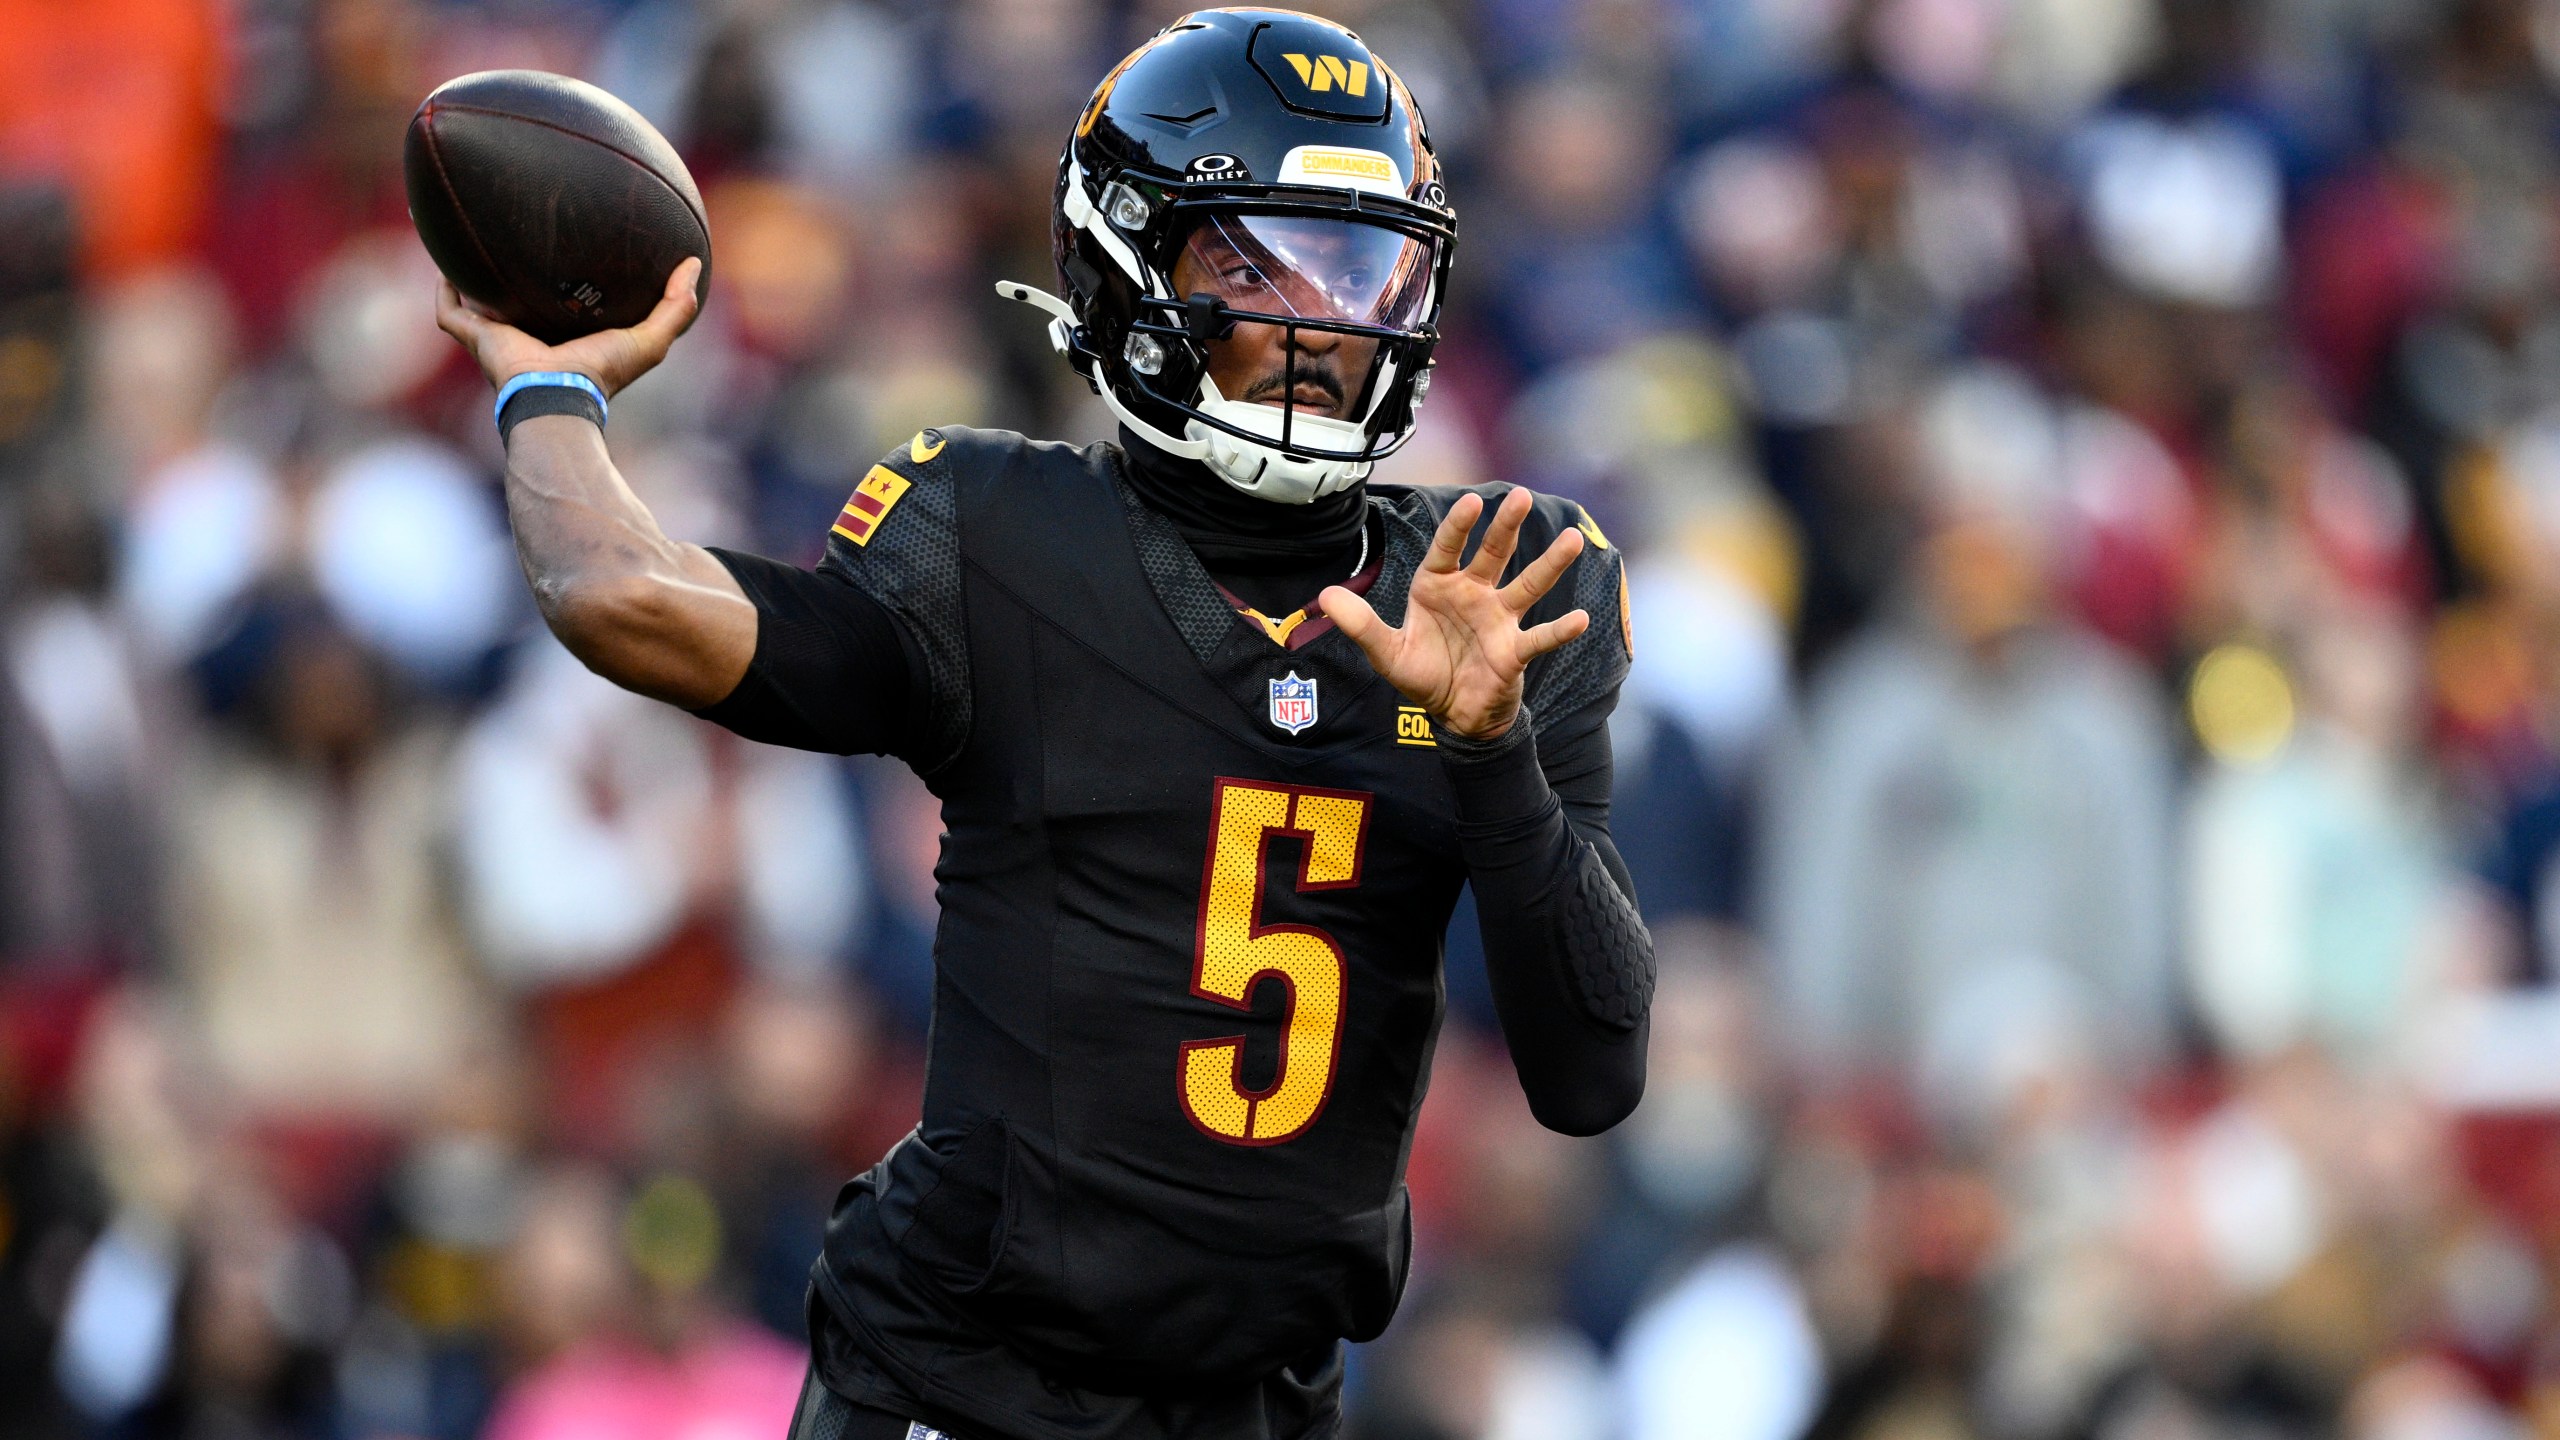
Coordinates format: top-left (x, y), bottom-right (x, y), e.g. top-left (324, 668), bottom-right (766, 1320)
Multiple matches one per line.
top-left (1223, 264), bottom-right (1268, 289)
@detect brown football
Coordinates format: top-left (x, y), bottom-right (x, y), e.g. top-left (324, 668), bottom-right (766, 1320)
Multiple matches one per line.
top-left (404, 70), bottom-right (711, 345)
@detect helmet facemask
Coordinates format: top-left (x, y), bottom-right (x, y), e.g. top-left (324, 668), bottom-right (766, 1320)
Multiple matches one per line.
top-left (1132, 211), bottom-right (1438, 500)
top-left (1051, 161), bottom-right (1453, 503)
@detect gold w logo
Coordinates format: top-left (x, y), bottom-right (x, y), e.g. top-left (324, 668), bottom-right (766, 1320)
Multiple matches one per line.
top-left (1282, 53), bottom-right (1369, 96)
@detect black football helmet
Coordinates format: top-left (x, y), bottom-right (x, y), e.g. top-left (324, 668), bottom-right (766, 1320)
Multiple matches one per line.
top-left (1000, 8), bottom-right (1455, 503)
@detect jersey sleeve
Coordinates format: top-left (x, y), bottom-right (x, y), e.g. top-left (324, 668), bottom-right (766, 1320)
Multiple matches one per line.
top-left (694, 548), bottom-right (923, 756)
top-left (1521, 499), bottom-right (1633, 741)
top-left (814, 429), bottom-right (973, 772)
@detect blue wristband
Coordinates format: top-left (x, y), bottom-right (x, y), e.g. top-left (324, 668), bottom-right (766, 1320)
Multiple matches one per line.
top-left (492, 371), bottom-right (609, 430)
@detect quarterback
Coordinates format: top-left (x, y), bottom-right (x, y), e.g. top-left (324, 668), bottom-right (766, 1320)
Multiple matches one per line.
top-left (435, 10), bottom-right (1655, 1439)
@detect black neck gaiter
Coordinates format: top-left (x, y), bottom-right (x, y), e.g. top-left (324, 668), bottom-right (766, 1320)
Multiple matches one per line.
top-left (1117, 426), bottom-right (1368, 575)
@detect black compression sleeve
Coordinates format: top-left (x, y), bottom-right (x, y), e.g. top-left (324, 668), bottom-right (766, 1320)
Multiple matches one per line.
top-left (691, 547), bottom-right (926, 756)
top-left (1443, 705), bottom-right (1653, 1136)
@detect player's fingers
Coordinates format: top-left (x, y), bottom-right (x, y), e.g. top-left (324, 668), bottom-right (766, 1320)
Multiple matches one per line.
top-left (1500, 520), bottom-right (1584, 613)
top-left (1516, 608), bottom-right (1590, 662)
top-left (443, 279), bottom-right (511, 325)
top-left (1423, 494), bottom-right (1480, 573)
top-left (1319, 585), bottom-right (1391, 660)
top-left (1465, 486), bottom-right (1534, 582)
top-left (630, 257), bottom-right (705, 353)
top-left (434, 279), bottom-right (485, 345)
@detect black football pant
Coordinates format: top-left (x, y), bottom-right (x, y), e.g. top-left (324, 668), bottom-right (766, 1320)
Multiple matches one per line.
top-left (788, 1367), bottom-right (988, 1440)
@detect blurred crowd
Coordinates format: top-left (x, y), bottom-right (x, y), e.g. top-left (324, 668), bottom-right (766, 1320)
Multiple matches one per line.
top-left (11, 0), bottom-right (2560, 1437)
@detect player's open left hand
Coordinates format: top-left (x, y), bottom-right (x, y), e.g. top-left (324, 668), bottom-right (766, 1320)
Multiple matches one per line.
top-left (1321, 487), bottom-right (1589, 740)
top-left (434, 256), bottom-right (703, 400)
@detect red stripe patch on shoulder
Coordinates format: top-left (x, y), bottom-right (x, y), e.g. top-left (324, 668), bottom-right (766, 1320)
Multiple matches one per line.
top-left (830, 464), bottom-right (912, 546)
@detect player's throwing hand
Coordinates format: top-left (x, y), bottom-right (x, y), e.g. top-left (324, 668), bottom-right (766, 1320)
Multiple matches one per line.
top-left (1320, 486), bottom-right (1590, 740)
top-left (435, 256), bottom-right (703, 397)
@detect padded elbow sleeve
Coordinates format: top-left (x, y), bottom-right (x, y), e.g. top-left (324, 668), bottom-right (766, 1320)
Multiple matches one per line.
top-left (1562, 842), bottom-right (1654, 1032)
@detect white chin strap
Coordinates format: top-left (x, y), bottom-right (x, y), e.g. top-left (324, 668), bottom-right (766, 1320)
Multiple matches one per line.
top-left (1086, 351), bottom-right (1373, 505)
top-left (1184, 398), bottom-right (1372, 504)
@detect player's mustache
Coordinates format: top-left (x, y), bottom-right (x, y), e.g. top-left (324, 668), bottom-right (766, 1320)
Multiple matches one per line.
top-left (1241, 364), bottom-right (1345, 408)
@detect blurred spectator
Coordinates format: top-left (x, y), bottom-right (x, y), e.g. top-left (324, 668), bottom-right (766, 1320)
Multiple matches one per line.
top-left (707, 980), bottom-right (878, 1338)
top-left (453, 631), bottom-right (863, 1138)
top-left (1359, 1275), bottom-right (1614, 1440)
top-left (164, 592), bottom-right (493, 1120)
top-left (335, 1039), bottom-right (533, 1440)
top-left (2186, 609), bottom-right (2469, 1068)
top-left (86, 267), bottom-right (241, 497)
top-left (593, 0), bottom-right (921, 191)
top-left (480, 1161), bottom-right (802, 1440)
top-left (1762, 366), bottom-right (2178, 1088)
top-left (1473, 72), bottom-right (1692, 376)
top-left (206, 0), bottom-right (422, 357)
top-left (117, 1161), bottom-right (354, 1440)
top-left (0, 489), bottom-right (162, 975)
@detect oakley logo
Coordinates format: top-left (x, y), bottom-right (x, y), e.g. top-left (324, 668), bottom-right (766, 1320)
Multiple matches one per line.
top-left (1418, 181), bottom-right (1448, 210)
top-left (1187, 153), bottom-right (1248, 181)
top-left (1282, 53), bottom-right (1369, 96)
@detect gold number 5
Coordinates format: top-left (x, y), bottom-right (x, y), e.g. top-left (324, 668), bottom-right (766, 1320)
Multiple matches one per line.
top-left (1180, 778), bottom-right (1372, 1145)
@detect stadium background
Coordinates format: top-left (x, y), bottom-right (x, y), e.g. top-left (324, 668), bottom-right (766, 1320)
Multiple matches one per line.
top-left (5, 0), bottom-right (2560, 1435)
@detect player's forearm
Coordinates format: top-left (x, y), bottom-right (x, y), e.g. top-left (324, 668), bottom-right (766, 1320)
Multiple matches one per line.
top-left (504, 415), bottom-right (755, 706)
top-left (1446, 711), bottom-right (1654, 1135)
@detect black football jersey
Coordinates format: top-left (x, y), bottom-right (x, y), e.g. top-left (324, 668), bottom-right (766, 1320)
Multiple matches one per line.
top-left (790, 427), bottom-right (1632, 1440)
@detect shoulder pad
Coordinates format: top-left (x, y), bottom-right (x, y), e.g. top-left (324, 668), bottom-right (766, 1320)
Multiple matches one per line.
top-left (819, 428), bottom-right (973, 771)
top-left (1524, 494), bottom-right (1632, 731)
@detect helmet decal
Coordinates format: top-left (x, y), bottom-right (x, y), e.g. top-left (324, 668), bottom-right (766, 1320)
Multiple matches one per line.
top-left (1279, 52), bottom-right (1368, 96)
top-left (1246, 15), bottom-right (1391, 120)
top-left (1275, 145), bottom-right (1404, 197)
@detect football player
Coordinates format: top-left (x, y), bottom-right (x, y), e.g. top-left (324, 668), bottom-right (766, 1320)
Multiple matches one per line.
top-left (434, 11), bottom-right (1655, 1438)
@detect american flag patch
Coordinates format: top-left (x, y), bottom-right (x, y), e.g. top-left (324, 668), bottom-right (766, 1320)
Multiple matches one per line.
top-left (831, 463), bottom-right (912, 546)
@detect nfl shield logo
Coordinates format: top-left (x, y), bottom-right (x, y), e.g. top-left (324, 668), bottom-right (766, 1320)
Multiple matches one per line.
top-left (1268, 671), bottom-right (1319, 735)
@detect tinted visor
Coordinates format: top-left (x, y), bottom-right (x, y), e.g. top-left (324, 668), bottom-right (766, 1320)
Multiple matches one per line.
top-left (1179, 214), bottom-right (1434, 330)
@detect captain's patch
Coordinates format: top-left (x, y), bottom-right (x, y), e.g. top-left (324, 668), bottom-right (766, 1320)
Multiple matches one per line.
top-left (832, 463), bottom-right (912, 546)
